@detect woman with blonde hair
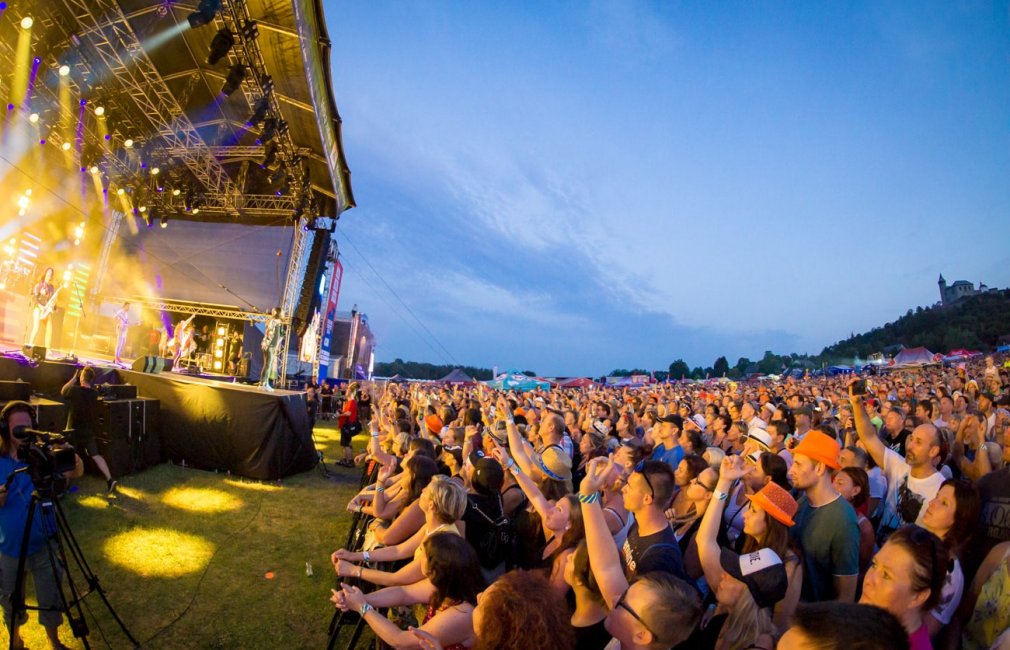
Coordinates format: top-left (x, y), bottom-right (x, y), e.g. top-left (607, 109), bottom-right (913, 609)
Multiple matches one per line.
top-left (693, 455), bottom-right (786, 650)
top-left (332, 474), bottom-right (467, 587)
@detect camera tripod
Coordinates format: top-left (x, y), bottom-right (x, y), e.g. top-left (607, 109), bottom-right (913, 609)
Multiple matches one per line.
top-left (7, 469), bottom-right (138, 650)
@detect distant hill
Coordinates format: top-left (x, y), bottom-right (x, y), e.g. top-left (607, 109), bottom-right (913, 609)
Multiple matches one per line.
top-left (821, 290), bottom-right (1010, 360)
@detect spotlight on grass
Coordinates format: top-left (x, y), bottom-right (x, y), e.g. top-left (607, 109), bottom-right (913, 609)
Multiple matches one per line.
top-left (223, 478), bottom-right (285, 492)
top-left (105, 528), bottom-right (215, 578)
top-left (161, 486), bottom-right (244, 513)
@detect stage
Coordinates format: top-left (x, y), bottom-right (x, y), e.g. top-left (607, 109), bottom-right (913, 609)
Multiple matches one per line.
top-left (0, 353), bottom-right (317, 481)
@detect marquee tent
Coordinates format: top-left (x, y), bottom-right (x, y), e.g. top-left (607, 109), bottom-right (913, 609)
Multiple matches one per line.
top-left (485, 369), bottom-right (551, 392)
top-left (891, 347), bottom-right (938, 368)
top-left (559, 377), bottom-right (596, 389)
top-left (437, 368), bottom-right (477, 385)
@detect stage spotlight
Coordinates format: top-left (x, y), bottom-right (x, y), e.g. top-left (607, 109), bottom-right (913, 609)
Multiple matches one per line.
top-left (116, 187), bottom-right (125, 195)
top-left (59, 64), bottom-right (70, 77)
top-left (248, 95), bottom-right (270, 126)
top-left (28, 113), bottom-right (38, 123)
top-left (138, 205), bottom-right (147, 213)
top-left (187, 0), bottom-right (221, 29)
top-left (20, 16), bottom-right (32, 29)
top-left (207, 28), bottom-right (234, 65)
top-left (172, 188), bottom-right (181, 196)
top-left (95, 106), bottom-right (105, 117)
top-left (160, 216), bottom-right (168, 229)
top-left (221, 63), bottom-right (245, 96)
top-left (124, 138), bottom-right (134, 148)
top-left (260, 117), bottom-right (278, 144)
top-left (260, 142), bottom-right (278, 169)
top-left (61, 142), bottom-right (71, 151)
top-left (151, 166), bottom-right (160, 176)
top-left (241, 19), bottom-right (259, 40)
top-left (89, 165), bottom-right (99, 175)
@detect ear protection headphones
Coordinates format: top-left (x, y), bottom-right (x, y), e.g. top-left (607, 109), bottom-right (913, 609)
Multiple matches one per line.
top-left (0, 401), bottom-right (38, 439)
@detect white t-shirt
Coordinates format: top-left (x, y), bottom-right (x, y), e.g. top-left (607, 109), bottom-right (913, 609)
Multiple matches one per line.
top-left (867, 466), bottom-right (886, 500)
top-left (931, 557), bottom-right (964, 625)
top-left (878, 447), bottom-right (945, 535)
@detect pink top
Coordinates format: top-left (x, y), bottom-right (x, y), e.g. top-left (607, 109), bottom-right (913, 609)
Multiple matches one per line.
top-left (908, 623), bottom-right (932, 650)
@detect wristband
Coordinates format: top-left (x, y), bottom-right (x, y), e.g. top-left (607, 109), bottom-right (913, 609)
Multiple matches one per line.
top-left (376, 486), bottom-right (385, 493)
top-left (713, 490), bottom-right (729, 502)
top-left (356, 503), bottom-right (364, 513)
top-left (362, 550), bottom-right (371, 563)
top-left (359, 602), bottom-right (372, 616)
top-left (578, 491), bottom-right (600, 504)
top-left (370, 432), bottom-right (379, 438)
top-left (357, 565), bottom-right (364, 579)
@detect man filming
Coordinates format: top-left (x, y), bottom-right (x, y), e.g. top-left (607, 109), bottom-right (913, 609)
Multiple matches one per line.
top-left (0, 401), bottom-right (83, 650)
top-left (60, 367), bottom-right (116, 493)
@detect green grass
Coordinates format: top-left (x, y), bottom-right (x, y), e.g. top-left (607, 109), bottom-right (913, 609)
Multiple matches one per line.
top-left (0, 421), bottom-right (367, 649)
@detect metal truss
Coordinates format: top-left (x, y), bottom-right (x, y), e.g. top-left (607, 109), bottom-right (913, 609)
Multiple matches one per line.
top-left (60, 0), bottom-right (242, 214)
top-left (91, 210), bottom-right (124, 299)
top-left (157, 193), bottom-right (299, 219)
top-left (105, 297), bottom-right (272, 323)
top-left (278, 222), bottom-right (314, 375)
top-left (155, 145), bottom-right (313, 162)
top-left (217, 0), bottom-right (312, 208)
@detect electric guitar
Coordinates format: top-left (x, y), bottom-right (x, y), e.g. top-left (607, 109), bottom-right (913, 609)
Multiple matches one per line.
top-left (37, 285), bottom-right (64, 320)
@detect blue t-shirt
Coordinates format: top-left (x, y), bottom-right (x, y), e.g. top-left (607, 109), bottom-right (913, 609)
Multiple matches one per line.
top-left (0, 457), bottom-right (56, 557)
top-left (650, 443), bottom-right (684, 470)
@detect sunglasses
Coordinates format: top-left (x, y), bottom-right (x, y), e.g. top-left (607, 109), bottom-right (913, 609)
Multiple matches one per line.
top-left (634, 461), bottom-right (654, 498)
top-left (616, 588), bottom-right (659, 641)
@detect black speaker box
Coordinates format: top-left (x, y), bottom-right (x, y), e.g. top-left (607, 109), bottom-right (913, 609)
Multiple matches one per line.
top-left (0, 381), bottom-right (31, 402)
top-left (95, 398), bottom-right (162, 476)
top-left (131, 356), bottom-right (173, 373)
top-left (100, 384), bottom-right (138, 399)
top-left (21, 346), bottom-right (46, 362)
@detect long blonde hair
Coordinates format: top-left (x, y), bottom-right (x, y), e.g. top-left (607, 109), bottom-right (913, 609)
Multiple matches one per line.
top-left (719, 588), bottom-right (774, 650)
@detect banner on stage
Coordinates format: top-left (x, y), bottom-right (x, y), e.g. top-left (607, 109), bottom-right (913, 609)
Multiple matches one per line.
top-left (318, 259), bottom-right (343, 377)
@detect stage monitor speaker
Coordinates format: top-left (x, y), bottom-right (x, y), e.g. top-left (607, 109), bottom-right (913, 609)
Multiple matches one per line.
top-left (99, 384), bottom-right (138, 399)
top-left (132, 356), bottom-right (173, 374)
top-left (0, 381), bottom-right (31, 402)
top-left (21, 346), bottom-right (46, 362)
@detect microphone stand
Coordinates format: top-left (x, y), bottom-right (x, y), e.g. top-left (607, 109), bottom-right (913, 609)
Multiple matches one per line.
top-left (69, 284), bottom-right (86, 359)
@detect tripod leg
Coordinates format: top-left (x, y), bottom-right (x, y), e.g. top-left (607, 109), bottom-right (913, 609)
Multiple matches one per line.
top-left (49, 499), bottom-right (140, 647)
top-left (8, 494), bottom-right (37, 650)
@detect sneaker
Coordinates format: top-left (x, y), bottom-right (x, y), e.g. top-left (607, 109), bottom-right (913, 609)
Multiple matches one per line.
top-left (107, 479), bottom-right (118, 494)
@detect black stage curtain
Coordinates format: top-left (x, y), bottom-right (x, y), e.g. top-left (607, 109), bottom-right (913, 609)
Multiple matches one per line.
top-left (0, 357), bottom-right (118, 398)
top-left (116, 370), bottom-right (316, 480)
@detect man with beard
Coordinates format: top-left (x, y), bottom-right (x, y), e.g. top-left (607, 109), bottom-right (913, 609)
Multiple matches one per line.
top-left (849, 380), bottom-right (944, 540)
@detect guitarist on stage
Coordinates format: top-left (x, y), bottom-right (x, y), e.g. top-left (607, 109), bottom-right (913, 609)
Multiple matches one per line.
top-left (26, 267), bottom-right (59, 350)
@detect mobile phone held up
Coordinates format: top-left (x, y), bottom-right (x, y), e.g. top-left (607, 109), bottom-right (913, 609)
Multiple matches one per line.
top-left (850, 380), bottom-right (867, 397)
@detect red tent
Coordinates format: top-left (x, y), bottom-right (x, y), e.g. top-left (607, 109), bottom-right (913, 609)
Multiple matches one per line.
top-left (559, 377), bottom-right (595, 388)
top-left (947, 349), bottom-right (983, 358)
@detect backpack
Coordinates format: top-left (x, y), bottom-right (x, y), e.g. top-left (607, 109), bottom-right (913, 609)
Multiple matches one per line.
top-left (469, 494), bottom-right (515, 568)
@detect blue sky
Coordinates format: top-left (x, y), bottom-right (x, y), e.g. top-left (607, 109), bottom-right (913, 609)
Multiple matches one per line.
top-left (324, 1), bottom-right (1010, 376)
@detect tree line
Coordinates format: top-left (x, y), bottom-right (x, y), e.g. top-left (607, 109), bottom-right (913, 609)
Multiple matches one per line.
top-left (377, 291), bottom-right (1010, 381)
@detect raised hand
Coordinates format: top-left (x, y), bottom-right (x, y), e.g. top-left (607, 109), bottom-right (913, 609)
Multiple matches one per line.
top-left (580, 455), bottom-right (616, 496)
top-left (719, 454), bottom-right (752, 482)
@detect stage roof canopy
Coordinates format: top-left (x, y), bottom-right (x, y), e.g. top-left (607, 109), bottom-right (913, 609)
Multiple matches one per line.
top-left (2, 0), bottom-right (354, 224)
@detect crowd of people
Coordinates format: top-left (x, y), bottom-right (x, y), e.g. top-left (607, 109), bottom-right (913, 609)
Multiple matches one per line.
top-left (327, 354), bottom-right (1010, 650)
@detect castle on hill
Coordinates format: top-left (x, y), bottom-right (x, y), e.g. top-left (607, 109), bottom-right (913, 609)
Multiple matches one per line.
top-left (938, 274), bottom-right (998, 306)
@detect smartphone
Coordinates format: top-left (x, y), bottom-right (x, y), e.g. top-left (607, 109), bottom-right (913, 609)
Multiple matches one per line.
top-left (851, 380), bottom-right (867, 396)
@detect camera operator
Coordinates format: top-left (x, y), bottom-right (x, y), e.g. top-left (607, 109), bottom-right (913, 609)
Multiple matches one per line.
top-left (60, 367), bottom-right (116, 493)
top-left (0, 401), bottom-right (83, 650)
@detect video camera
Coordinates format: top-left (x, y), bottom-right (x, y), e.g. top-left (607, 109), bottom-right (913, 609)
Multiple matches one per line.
top-left (11, 426), bottom-right (78, 490)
